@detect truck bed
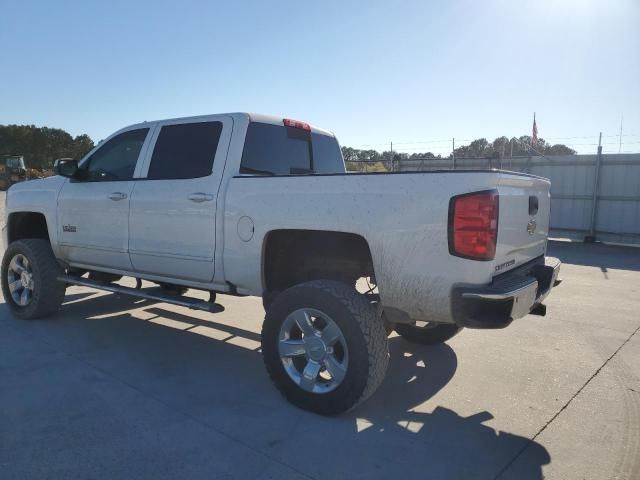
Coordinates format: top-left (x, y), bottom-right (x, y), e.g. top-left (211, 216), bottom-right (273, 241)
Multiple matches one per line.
top-left (223, 169), bottom-right (551, 324)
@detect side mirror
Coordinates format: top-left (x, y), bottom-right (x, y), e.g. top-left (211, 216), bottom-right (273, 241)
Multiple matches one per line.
top-left (54, 159), bottom-right (79, 178)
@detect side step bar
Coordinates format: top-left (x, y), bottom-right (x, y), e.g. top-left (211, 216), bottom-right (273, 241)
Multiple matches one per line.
top-left (57, 275), bottom-right (220, 313)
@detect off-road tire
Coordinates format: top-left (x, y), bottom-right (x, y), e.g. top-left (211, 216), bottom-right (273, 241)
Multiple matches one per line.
top-left (262, 280), bottom-right (389, 415)
top-left (88, 271), bottom-right (122, 283)
top-left (262, 291), bottom-right (277, 312)
top-left (395, 322), bottom-right (462, 345)
top-left (158, 282), bottom-right (188, 296)
top-left (383, 317), bottom-right (395, 336)
top-left (1, 239), bottom-right (66, 319)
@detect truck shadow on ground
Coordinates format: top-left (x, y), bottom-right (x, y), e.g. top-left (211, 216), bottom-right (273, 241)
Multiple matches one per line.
top-left (1, 290), bottom-right (550, 479)
top-left (548, 240), bottom-right (640, 272)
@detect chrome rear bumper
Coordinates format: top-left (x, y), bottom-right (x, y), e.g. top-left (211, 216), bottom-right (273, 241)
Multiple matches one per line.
top-left (452, 256), bottom-right (562, 329)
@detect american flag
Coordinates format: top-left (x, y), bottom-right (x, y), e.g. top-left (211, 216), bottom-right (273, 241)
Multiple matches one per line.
top-left (532, 113), bottom-right (538, 145)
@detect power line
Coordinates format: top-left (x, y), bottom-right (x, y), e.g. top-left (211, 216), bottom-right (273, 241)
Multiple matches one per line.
top-left (350, 133), bottom-right (640, 150)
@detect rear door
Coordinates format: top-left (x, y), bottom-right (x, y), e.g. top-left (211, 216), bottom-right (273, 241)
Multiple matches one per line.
top-left (128, 116), bottom-right (232, 282)
top-left (493, 173), bottom-right (551, 273)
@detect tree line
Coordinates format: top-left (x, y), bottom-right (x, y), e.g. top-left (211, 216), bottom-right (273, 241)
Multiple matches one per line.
top-left (342, 135), bottom-right (576, 165)
top-left (0, 124), bottom-right (577, 171)
top-left (0, 124), bottom-right (94, 169)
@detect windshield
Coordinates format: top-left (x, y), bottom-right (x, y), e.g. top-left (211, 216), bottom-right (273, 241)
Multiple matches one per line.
top-left (6, 157), bottom-right (25, 169)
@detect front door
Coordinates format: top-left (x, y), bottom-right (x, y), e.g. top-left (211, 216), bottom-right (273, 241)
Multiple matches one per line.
top-left (128, 117), bottom-right (231, 282)
top-left (57, 127), bottom-right (152, 271)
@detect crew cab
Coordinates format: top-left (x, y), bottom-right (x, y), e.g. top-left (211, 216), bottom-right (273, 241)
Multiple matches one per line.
top-left (1, 113), bottom-right (561, 414)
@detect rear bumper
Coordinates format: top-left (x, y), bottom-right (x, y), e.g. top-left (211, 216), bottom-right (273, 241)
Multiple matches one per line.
top-left (452, 256), bottom-right (561, 329)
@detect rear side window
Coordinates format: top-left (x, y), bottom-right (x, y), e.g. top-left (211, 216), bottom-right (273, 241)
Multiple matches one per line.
top-left (147, 121), bottom-right (222, 180)
top-left (240, 122), bottom-right (344, 175)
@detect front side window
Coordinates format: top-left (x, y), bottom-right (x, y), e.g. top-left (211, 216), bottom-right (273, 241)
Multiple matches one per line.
top-left (82, 128), bottom-right (149, 181)
top-left (147, 121), bottom-right (222, 180)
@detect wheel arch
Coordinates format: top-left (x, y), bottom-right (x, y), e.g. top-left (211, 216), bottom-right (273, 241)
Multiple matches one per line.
top-left (261, 229), bottom-right (376, 296)
top-left (7, 211), bottom-right (52, 244)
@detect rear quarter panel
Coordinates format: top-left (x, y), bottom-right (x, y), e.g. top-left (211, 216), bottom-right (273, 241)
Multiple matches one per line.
top-left (223, 171), bottom-right (515, 323)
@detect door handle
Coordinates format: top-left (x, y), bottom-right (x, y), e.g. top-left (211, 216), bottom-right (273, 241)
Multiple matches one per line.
top-left (188, 193), bottom-right (214, 203)
top-left (108, 192), bottom-right (128, 201)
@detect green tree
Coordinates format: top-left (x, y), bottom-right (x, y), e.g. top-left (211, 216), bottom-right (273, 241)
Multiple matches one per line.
top-left (0, 124), bottom-right (94, 169)
top-left (342, 135), bottom-right (575, 167)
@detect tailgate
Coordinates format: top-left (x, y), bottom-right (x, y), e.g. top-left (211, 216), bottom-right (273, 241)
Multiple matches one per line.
top-left (493, 173), bottom-right (550, 275)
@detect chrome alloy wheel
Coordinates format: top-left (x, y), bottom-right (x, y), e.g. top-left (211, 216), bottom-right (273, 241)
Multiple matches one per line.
top-left (278, 308), bottom-right (349, 394)
top-left (7, 254), bottom-right (34, 307)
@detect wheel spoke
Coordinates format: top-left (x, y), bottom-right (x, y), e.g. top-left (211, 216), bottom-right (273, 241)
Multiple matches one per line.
top-left (299, 360), bottom-right (321, 392)
top-left (22, 256), bottom-right (30, 270)
top-left (8, 279), bottom-right (22, 293)
top-left (321, 321), bottom-right (343, 346)
top-left (9, 257), bottom-right (24, 274)
top-left (323, 355), bottom-right (347, 383)
top-left (279, 339), bottom-right (306, 358)
top-left (19, 288), bottom-right (30, 306)
top-left (293, 310), bottom-right (316, 336)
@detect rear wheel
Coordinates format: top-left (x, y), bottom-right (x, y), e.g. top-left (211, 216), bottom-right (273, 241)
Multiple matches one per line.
top-left (394, 321), bottom-right (462, 345)
top-left (88, 271), bottom-right (122, 283)
top-left (262, 291), bottom-right (277, 312)
top-left (158, 282), bottom-right (189, 296)
top-left (262, 280), bottom-right (389, 415)
top-left (1, 239), bottom-right (66, 319)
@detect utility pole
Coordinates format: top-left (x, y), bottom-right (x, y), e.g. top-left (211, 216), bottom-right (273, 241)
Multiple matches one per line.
top-left (619, 115), bottom-right (623, 153)
top-left (509, 138), bottom-right (513, 170)
top-left (587, 132), bottom-right (603, 242)
top-left (452, 137), bottom-right (456, 169)
top-left (390, 141), bottom-right (393, 172)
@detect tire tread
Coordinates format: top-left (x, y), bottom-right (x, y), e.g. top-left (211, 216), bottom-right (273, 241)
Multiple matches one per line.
top-left (262, 280), bottom-right (389, 414)
top-left (1, 239), bottom-right (65, 319)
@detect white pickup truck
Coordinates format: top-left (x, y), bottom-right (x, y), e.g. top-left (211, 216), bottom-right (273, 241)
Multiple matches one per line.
top-left (1, 113), bottom-right (561, 414)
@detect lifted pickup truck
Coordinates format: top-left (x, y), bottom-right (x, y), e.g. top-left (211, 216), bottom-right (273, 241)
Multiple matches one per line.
top-left (1, 113), bottom-right (561, 414)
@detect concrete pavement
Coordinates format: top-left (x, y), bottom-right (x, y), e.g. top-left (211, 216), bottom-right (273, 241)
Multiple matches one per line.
top-left (0, 193), bottom-right (639, 478)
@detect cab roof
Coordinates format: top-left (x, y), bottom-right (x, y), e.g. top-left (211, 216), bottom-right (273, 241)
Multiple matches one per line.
top-left (124, 113), bottom-right (334, 137)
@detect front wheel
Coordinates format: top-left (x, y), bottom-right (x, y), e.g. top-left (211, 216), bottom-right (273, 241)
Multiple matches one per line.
top-left (1, 239), bottom-right (66, 319)
top-left (261, 280), bottom-right (389, 415)
top-left (394, 321), bottom-right (462, 345)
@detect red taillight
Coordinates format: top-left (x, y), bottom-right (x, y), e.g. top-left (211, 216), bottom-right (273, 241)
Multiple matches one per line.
top-left (283, 118), bottom-right (311, 131)
top-left (448, 190), bottom-right (499, 260)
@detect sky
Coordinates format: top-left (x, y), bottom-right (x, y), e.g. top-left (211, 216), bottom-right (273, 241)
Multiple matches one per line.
top-left (1, 0), bottom-right (639, 155)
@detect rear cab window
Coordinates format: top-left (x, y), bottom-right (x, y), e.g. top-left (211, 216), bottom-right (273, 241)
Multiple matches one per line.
top-left (240, 121), bottom-right (345, 175)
